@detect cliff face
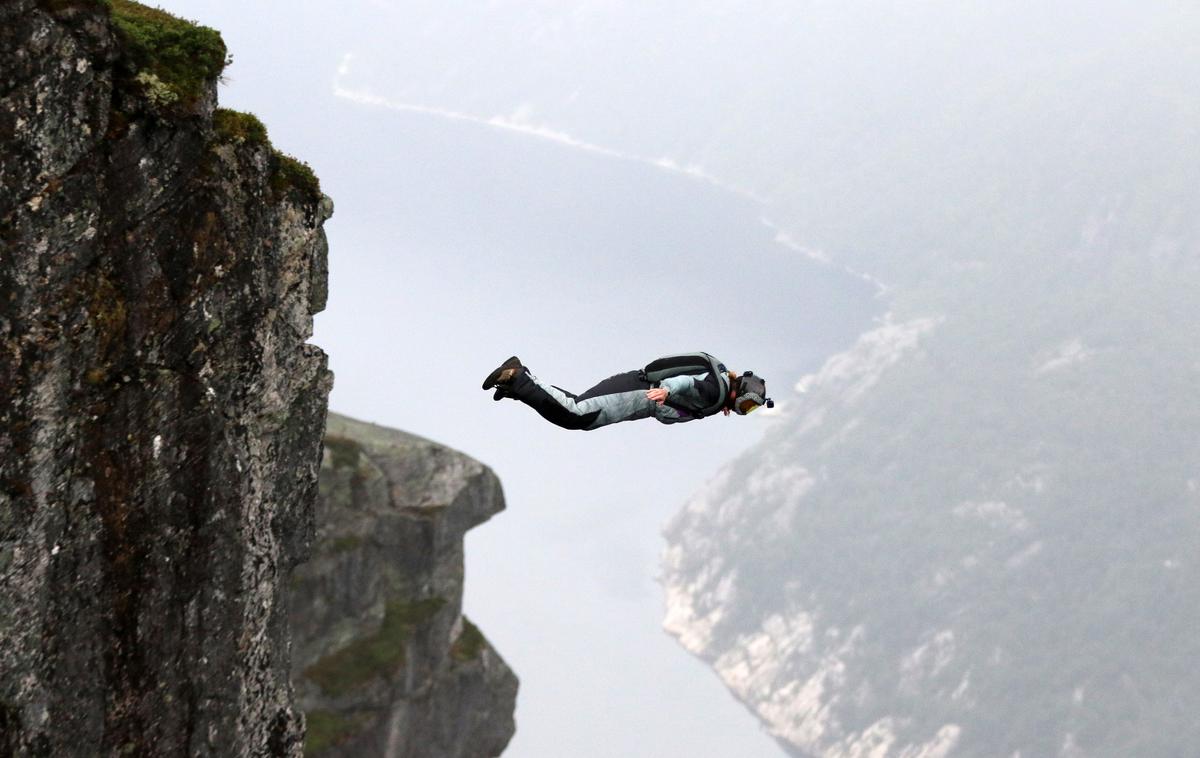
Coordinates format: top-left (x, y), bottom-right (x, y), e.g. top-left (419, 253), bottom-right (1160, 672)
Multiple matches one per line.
top-left (1, 2), bottom-right (332, 755)
top-left (290, 413), bottom-right (517, 757)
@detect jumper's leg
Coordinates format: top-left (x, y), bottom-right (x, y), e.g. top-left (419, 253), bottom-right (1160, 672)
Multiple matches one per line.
top-left (507, 370), bottom-right (655, 430)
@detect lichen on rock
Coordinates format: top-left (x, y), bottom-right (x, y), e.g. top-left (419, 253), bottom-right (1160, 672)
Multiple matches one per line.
top-left (108, 0), bottom-right (228, 107)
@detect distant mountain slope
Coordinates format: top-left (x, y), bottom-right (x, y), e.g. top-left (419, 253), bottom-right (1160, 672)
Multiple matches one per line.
top-left (644, 5), bottom-right (1200, 756)
top-left (659, 54), bottom-right (1200, 755)
top-left (664, 284), bottom-right (1200, 755)
top-left (321, 3), bottom-right (1200, 754)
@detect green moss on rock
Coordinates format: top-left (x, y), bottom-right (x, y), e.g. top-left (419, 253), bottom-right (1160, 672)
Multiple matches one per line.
top-left (110, 0), bottom-right (227, 105)
top-left (212, 108), bottom-right (268, 145)
top-left (270, 151), bottom-right (322, 204)
top-left (302, 597), bottom-right (447, 697)
top-left (328, 534), bottom-right (364, 554)
top-left (210, 116), bottom-right (324, 208)
top-left (304, 709), bottom-right (370, 755)
top-left (450, 617), bottom-right (487, 663)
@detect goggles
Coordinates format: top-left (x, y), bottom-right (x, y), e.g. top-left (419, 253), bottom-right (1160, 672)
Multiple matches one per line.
top-left (736, 396), bottom-right (764, 415)
top-left (733, 372), bottom-right (774, 415)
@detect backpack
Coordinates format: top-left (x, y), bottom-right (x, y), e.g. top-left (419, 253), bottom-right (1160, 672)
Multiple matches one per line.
top-left (640, 352), bottom-right (730, 419)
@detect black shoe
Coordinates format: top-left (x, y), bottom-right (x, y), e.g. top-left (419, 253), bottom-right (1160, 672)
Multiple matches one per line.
top-left (482, 356), bottom-right (523, 390)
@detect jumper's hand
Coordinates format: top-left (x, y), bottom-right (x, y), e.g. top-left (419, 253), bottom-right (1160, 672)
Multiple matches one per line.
top-left (722, 407), bottom-right (731, 416)
top-left (646, 388), bottom-right (669, 405)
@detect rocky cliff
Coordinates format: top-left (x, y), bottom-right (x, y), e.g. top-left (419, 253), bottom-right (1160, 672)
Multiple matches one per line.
top-left (1, 1), bottom-right (331, 754)
top-left (290, 413), bottom-right (517, 757)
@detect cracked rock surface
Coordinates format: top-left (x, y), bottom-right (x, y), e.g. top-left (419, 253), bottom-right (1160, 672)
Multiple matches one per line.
top-left (1, 2), bottom-right (332, 755)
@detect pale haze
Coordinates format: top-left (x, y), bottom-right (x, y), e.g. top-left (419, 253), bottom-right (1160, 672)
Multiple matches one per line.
top-left (150, 2), bottom-right (1199, 756)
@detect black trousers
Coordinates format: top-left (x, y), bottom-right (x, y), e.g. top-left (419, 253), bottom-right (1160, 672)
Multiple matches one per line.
top-left (507, 369), bottom-right (655, 431)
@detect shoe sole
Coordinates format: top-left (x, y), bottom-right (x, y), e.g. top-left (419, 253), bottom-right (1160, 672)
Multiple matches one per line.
top-left (482, 356), bottom-right (522, 390)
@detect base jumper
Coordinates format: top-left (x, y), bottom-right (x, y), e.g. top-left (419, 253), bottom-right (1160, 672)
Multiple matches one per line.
top-left (482, 352), bottom-right (773, 431)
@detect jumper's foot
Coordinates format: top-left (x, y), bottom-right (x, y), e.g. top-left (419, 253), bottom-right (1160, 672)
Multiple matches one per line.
top-left (483, 356), bottom-right (523, 390)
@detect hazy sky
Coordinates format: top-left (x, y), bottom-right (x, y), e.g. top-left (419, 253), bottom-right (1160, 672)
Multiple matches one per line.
top-left (149, 1), bottom-right (880, 755)
top-left (141, 1), bottom-right (1199, 754)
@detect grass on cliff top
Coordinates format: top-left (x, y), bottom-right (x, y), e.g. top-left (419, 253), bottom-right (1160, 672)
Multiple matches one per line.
top-left (271, 151), bottom-right (322, 204)
top-left (211, 111), bottom-right (323, 205)
top-left (303, 597), bottom-right (447, 697)
top-left (212, 109), bottom-right (268, 145)
top-left (109, 0), bottom-right (227, 104)
top-left (108, 2), bottom-right (323, 204)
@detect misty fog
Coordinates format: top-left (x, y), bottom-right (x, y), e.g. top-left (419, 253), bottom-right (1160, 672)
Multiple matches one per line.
top-left (155, 1), bottom-right (1200, 754)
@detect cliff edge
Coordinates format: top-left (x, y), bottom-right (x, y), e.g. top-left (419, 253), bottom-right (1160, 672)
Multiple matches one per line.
top-left (1, 1), bottom-right (331, 754)
top-left (290, 413), bottom-right (517, 757)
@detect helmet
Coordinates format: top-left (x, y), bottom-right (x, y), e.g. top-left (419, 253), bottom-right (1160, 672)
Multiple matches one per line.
top-left (733, 371), bottom-right (774, 415)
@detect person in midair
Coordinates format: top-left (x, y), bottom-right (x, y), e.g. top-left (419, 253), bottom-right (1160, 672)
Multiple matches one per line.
top-left (482, 352), bottom-right (773, 431)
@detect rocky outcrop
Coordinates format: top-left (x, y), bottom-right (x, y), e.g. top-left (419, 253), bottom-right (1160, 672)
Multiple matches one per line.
top-left (1, 2), bottom-right (331, 755)
top-left (290, 413), bottom-right (517, 757)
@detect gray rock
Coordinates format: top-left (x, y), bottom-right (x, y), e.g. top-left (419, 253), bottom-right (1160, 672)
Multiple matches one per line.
top-left (1, 2), bottom-right (331, 755)
top-left (290, 413), bottom-right (518, 758)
